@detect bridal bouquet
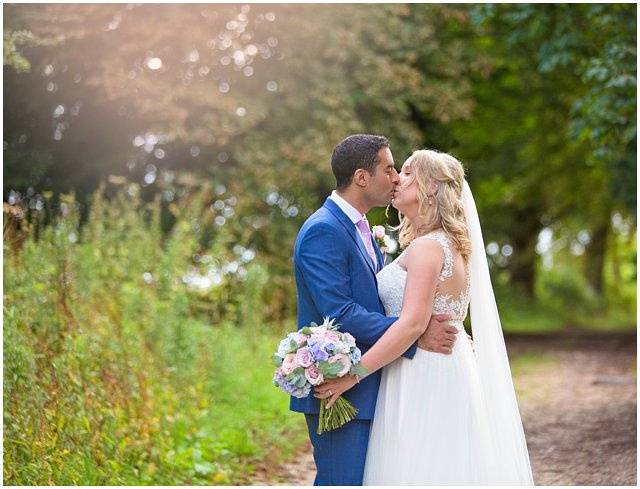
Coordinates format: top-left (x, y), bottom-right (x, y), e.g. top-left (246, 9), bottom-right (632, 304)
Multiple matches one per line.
top-left (272, 317), bottom-right (367, 434)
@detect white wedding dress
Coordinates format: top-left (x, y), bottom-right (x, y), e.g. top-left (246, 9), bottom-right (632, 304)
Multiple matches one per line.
top-left (363, 231), bottom-right (532, 485)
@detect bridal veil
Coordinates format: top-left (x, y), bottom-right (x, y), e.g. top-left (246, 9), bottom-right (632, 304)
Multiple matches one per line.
top-left (463, 181), bottom-right (534, 484)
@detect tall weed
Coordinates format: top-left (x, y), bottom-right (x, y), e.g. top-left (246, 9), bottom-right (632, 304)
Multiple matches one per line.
top-left (4, 185), bottom-right (305, 485)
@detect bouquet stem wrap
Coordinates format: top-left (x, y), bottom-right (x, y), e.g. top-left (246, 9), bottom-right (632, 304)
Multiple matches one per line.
top-left (318, 397), bottom-right (358, 434)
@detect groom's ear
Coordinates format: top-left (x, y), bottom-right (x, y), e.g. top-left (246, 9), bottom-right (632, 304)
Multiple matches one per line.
top-left (353, 168), bottom-right (368, 188)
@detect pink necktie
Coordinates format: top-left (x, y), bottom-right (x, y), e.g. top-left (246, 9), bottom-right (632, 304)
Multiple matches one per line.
top-left (356, 218), bottom-right (377, 268)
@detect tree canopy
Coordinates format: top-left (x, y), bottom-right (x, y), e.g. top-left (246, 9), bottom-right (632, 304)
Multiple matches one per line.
top-left (4, 3), bottom-right (636, 311)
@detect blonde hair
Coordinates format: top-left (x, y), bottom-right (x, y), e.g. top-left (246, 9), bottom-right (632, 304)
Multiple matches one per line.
top-left (396, 149), bottom-right (471, 262)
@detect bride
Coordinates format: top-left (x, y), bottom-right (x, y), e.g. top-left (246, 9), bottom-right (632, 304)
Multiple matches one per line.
top-left (315, 149), bottom-right (534, 485)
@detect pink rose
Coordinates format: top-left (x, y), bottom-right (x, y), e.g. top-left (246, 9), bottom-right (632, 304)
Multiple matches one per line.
top-left (305, 364), bottom-right (324, 385)
top-left (324, 330), bottom-right (340, 344)
top-left (281, 353), bottom-right (298, 374)
top-left (294, 334), bottom-right (307, 345)
top-left (372, 225), bottom-right (386, 240)
top-left (329, 354), bottom-right (351, 377)
top-left (296, 347), bottom-right (313, 368)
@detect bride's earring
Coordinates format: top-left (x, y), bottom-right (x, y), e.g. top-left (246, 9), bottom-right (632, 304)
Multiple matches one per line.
top-left (428, 195), bottom-right (433, 206)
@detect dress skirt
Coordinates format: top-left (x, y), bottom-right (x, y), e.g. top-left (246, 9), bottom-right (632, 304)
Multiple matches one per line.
top-left (363, 328), bottom-right (505, 485)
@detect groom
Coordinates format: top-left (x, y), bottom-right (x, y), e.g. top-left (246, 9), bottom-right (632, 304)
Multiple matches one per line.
top-left (291, 134), bottom-right (458, 485)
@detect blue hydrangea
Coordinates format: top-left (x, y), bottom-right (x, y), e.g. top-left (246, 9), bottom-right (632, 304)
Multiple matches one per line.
top-left (351, 347), bottom-right (362, 363)
top-left (307, 338), bottom-right (329, 362)
top-left (277, 337), bottom-right (294, 357)
top-left (273, 372), bottom-right (311, 398)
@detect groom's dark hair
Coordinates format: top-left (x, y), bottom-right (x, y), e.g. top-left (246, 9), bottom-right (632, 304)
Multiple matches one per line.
top-left (331, 134), bottom-right (390, 191)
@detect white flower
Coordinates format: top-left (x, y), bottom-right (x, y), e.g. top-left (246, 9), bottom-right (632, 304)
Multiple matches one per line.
top-left (342, 332), bottom-right (356, 348)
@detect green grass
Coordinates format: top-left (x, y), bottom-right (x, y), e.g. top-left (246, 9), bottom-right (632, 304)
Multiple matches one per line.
top-left (4, 292), bottom-right (308, 484)
top-left (494, 279), bottom-right (635, 334)
top-left (510, 352), bottom-right (560, 401)
top-left (3, 187), bottom-right (307, 485)
top-left (499, 304), bottom-right (636, 334)
top-left (510, 352), bottom-right (559, 377)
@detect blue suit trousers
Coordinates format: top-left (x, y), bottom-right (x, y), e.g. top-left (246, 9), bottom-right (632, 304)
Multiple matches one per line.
top-left (304, 414), bottom-right (372, 486)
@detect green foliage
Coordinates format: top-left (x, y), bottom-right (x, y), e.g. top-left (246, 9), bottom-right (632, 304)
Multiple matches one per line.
top-left (4, 3), bottom-right (636, 314)
top-left (474, 4), bottom-right (636, 214)
top-left (298, 326), bottom-right (313, 336)
top-left (317, 361), bottom-right (343, 378)
top-left (442, 3), bottom-right (637, 296)
top-left (4, 4), bottom-right (636, 350)
top-left (490, 225), bottom-right (636, 333)
top-left (349, 364), bottom-right (369, 378)
top-left (3, 28), bottom-right (61, 73)
top-left (3, 186), bottom-right (307, 485)
top-left (3, 4), bottom-right (479, 203)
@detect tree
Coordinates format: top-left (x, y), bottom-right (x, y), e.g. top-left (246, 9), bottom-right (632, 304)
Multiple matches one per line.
top-left (4, 4), bottom-right (482, 319)
top-left (444, 3), bottom-right (636, 297)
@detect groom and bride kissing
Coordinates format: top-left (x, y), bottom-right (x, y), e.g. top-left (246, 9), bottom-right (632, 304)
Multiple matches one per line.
top-left (291, 134), bottom-right (534, 485)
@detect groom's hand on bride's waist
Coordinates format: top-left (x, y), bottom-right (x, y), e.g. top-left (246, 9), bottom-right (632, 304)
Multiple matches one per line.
top-left (418, 315), bottom-right (457, 355)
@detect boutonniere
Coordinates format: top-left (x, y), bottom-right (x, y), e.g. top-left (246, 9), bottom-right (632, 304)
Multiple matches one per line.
top-left (371, 225), bottom-right (392, 254)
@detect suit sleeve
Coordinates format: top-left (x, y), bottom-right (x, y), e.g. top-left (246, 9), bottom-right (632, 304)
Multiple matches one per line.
top-left (296, 221), bottom-right (417, 359)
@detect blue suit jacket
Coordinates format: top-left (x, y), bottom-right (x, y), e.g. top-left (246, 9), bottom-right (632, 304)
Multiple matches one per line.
top-left (290, 197), bottom-right (417, 419)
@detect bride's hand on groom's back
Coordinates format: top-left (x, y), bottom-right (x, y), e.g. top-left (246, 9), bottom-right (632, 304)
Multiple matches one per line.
top-left (418, 315), bottom-right (458, 354)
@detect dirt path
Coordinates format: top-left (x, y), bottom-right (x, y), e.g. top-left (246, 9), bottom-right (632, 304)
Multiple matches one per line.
top-left (253, 331), bottom-right (636, 486)
top-left (508, 331), bottom-right (636, 485)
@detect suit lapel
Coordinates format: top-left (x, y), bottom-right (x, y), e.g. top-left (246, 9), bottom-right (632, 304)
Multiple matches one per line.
top-left (323, 198), bottom-right (376, 276)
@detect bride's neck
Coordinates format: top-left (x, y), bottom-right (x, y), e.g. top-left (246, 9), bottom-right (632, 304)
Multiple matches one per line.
top-left (409, 212), bottom-right (435, 231)
top-left (407, 211), bottom-right (444, 240)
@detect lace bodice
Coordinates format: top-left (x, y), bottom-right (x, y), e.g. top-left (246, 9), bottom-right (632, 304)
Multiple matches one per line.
top-left (377, 231), bottom-right (470, 327)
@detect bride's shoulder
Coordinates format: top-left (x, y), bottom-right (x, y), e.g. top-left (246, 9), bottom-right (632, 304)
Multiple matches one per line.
top-left (401, 236), bottom-right (445, 270)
